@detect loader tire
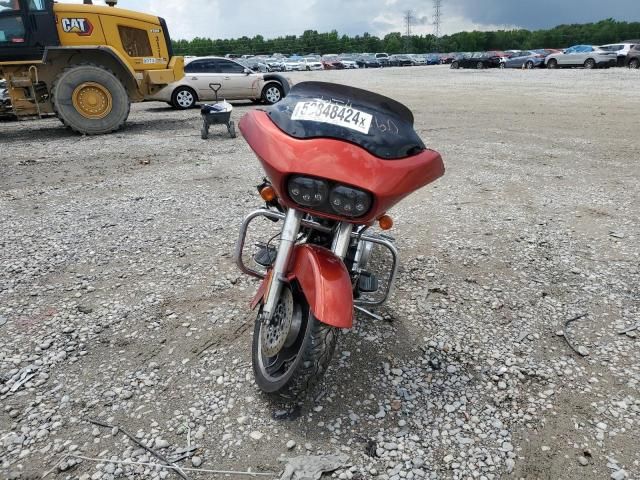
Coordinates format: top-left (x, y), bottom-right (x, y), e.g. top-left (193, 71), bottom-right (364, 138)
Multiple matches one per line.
top-left (52, 64), bottom-right (130, 135)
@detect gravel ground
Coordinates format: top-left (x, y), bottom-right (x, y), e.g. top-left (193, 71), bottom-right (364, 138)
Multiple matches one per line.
top-left (1, 65), bottom-right (639, 480)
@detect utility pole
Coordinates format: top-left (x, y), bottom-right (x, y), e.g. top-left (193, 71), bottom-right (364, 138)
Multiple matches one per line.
top-left (433, 0), bottom-right (442, 51)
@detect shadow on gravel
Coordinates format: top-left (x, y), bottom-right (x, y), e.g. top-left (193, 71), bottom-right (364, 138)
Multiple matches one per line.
top-left (0, 124), bottom-right (77, 143)
top-left (273, 314), bottom-right (417, 422)
top-left (143, 100), bottom-right (255, 113)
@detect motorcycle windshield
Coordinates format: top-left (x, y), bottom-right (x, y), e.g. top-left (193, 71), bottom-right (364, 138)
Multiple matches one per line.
top-left (266, 81), bottom-right (426, 160)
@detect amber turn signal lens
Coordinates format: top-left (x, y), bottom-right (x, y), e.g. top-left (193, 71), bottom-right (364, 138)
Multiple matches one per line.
top-left (378, 215), bottom-right (393, 230)
top-left (260, 186), bottom-right (277, 202)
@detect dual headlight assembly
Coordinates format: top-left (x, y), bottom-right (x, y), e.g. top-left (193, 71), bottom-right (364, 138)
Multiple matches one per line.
top-left (287, 175), bottom-right (372, 218)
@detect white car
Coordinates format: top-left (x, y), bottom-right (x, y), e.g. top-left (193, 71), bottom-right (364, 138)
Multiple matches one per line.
top-left (599, 43), bottom-right (636, 66)
top-left (148, 56), bottom-right (291, 109)
top-left (300, 58), bottom-right (324, 71)
top-left (339, 57), bottom-right (359, 69)
top-left (545, 45), bottom-right (617, 69)
top-left (284, 60), bottom-right (302, 71)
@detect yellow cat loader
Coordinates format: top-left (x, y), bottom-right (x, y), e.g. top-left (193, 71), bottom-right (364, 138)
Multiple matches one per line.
top-left (0, 0), bottom-right (183, 134)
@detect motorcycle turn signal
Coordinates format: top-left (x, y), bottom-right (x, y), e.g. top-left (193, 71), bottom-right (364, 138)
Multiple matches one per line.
top-left (378, 214), bottom-right (394, 230)
top-left (260, 185), bottom-right (277, 202)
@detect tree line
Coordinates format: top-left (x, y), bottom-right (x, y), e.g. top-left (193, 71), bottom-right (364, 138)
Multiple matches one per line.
top-left (172, 19), bottom-right (640, 57)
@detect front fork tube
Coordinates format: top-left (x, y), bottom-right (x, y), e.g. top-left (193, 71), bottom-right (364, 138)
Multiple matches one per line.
top-left (262, 211), bottom-right (354, 322)
top-left (331, 222), bottom-right (354, 259)
top-left (262, 209), bottom-right (303, 321)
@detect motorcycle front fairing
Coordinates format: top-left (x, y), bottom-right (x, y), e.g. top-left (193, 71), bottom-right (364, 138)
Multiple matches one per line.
top-left (238, 82), bottom-right (445, 225)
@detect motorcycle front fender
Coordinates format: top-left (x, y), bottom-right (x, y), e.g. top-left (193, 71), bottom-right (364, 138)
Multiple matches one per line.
top-left (249, 244), bottom-right (354, 328)
top-left (288, 245), bottom-right (354, 328)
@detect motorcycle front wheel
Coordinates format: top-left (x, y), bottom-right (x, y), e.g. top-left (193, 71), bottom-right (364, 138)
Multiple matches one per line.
top-left (252, 283), bottom-right (338, 399)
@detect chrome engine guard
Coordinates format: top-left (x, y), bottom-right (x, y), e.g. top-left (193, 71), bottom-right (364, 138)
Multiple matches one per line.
top-left (234, 208), bottom-right (399, 308)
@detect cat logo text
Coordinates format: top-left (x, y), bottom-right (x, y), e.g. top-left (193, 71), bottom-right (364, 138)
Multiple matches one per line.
top-left (61, 18), bottom-right (94, 36)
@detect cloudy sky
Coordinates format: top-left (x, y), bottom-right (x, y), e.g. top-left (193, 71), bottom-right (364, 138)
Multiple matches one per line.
top-left (80, 0), bottom-right (640, 40)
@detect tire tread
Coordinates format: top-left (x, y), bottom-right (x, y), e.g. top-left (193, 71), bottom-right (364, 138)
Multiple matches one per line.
top-left (51, 63), bottom-right (130, 135)
top-left (283, 320), bottom-right (338, 399)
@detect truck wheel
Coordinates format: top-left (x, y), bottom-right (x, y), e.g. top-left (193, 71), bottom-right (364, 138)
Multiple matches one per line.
top-left (52, 64), bottom-right (129, 135)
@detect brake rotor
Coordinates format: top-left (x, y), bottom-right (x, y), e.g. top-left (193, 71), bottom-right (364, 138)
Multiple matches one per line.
top-left (261, 287), bottom-right (294, 357)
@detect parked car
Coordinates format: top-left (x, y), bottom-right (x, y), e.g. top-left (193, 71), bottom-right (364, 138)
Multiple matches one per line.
top-left (148, 56), bottom-right (291, 109)
top-left (265, 58), bottom-right (286, 72)
top-left (626, 43), bottom-right (640, 68)
top-left (321, 55), bottom-right (345, 70)
top-left (425, 54), bottom-right (442, 65)
top-left (338, 56), bottom-right (359, 69)
top-left (300, 58), bottom-right (324, 71)
top-left (599, 43), bottom-right (636, 66)
top-left (356, 55), bottom-right (382, 68)
top-left (545, 45), bottom-right (617, 69)
top-left (531, 49), bottom-right (561, 57)
top-left (451, 51), bottom-right (502, 69)
top-left (408, 54), bottom-right (426, 65)
top-left (375, 52), bottom-right (390, 67)
top-left (440, 53), bottom-right (456, 64)
top-left (284, 59), bottom-right (303, 71)
top-left (238, 59), bottom-right (270, 73)
top-left (388, 54), bottom-right (414, 67)
top-left (500, 50), bottom-right (545, 69)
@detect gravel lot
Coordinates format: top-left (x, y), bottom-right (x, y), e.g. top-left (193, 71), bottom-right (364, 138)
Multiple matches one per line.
top-left (1, 65), bottom-right (639, 480)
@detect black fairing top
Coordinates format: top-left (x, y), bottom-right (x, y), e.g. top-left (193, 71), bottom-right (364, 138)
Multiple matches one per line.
top-left (266, 81), bottom-right (426, 160)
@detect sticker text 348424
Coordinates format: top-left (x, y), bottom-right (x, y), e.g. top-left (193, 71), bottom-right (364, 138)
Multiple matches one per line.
top-left (291, 100), bottom-right (372, 134)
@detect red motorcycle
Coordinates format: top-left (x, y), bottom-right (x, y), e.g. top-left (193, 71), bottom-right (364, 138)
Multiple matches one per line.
top-left (235, 82), bottom-right (444, 398)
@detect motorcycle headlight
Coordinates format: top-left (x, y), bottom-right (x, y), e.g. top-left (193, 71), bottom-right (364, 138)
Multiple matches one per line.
top-left (287, 176), bottom-right (372, 218)
top-left (329, 185), bottom-right (372, 217)
top-left (287, 176), bottom-right (329, 207)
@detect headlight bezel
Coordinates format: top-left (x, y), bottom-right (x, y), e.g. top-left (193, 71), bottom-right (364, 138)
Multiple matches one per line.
top-left (286, 174), bottom-right (373, 219)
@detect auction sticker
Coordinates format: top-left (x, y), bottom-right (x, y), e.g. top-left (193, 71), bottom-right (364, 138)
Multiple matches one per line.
top-left (291, 100), bottom-right (372, 134)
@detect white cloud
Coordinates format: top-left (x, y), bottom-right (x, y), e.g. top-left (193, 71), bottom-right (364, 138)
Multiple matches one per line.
top-left (63, 0), bottom-right (605, 40)
top-left (66, 0), bottom-right (516, 39)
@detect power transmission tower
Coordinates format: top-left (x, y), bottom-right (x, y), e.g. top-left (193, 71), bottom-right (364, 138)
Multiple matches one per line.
top-left (404, 10), bottom-right (413, 52)
top-left (433, 0), bottom-right (442, 50)
top-left (404, 10), bottom-right (413, 37)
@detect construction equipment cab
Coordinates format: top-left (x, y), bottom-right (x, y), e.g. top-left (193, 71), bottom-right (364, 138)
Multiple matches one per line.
top-left (0, 0), bottom-right (184, 134)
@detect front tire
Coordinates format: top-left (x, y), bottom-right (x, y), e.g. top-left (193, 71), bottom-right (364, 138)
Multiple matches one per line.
top-left (51, 64), bottom-right (130, 135)
top-left (476, 61), bottom-right (485, 70)
top-left (547, 59), bottom-right (558, 69)
top-left (526, 60), bottom-right (534, 69)
top-left (629, 58), bottom-right (640, 69)
top-left (451, 61), bottom-right (459, 69)
top-left (262, 83), bottom-right (284, 105)
top-left (171, 87), bottom-right (197, 110)
top-left (252, 284), bottom-right (338, 399)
